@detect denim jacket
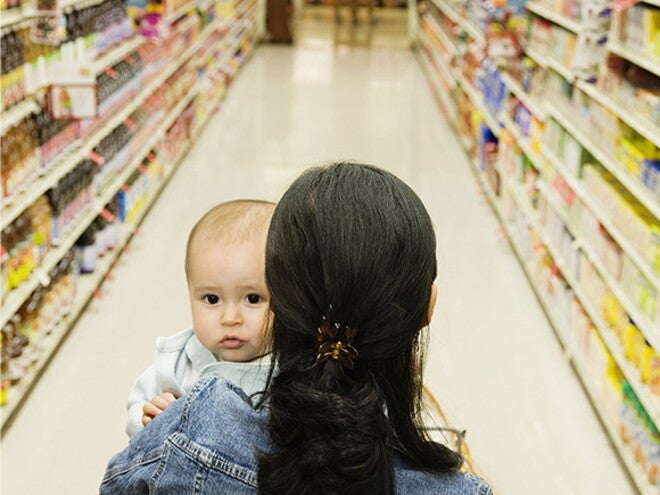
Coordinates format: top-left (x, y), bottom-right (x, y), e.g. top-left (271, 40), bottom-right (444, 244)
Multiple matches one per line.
top-left (101, 377), bottom-right (493, 494)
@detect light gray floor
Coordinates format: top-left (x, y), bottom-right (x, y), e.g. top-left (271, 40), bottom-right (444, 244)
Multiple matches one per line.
top-left (1, 10), bottom-right (634, 495)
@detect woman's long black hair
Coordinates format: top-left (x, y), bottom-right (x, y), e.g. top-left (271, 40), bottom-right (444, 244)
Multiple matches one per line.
top-left (257, 162), bottom-right (462, 494)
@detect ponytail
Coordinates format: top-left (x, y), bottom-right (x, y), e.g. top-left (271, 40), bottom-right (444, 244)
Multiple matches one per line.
top-left (258, 163), bottom-right (462, 494)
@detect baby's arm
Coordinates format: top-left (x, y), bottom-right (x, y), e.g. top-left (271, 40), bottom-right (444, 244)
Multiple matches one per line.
top-left (126, 364), bottom-right (160, 437)
top-left (141, 392), bottom-right (177, 425)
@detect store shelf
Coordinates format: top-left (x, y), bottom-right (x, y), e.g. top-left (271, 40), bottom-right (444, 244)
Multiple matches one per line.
top-left (499, 113), bottom-right (546, 169)
top-left (93, 36), bottom-right (144, 74)
top-left (418, 30), bottom-right (457, 87)
top-left (537, 180), bottom-right (570, 225)
top-left (455, 72), bottom-right (501, 137)
top-left (642, 0), bottom-right (660, 6)
top-left (0, 6), bottom-right (24, 27)
top-left (0, 11), bottom-right (257, 429)
top-left (541, 145), bottom-right (660, 335)
top-left (572, 352), bottom-right (660, 495)
top-left (0, 16), bottom-right (235, 325)
top-left (525, 1), bottom-right (582, 33)
top-left (576, 80), bottom-right (660, 150)
top-left (470, 145), bottom-right (658, 495)
top-left (608, 40), bottom-right (660, 77)
top-left (502, 171), bottom-right (660, 442)
top-left (0, 133), bottom-right (194, 432)
top-left (1, 97), bottom-right (40, 134)
top-left (546, 56), bottom-right (574, 81)
top-left (525, 47), bottom-right (549, 68)
top-left (500, 73), bottom-right (547, 120)
top-left (555, 87), bottom-right (660, 217)
top-left (0, 18), bottom-right (226, 232)
top-left (424, 13), bottom-right (457, 57)
top-left (430, 0), bottom-right (485, 45)
top-left (166, 0), bottom-right (198, 22)
top-left (0, 83), bottom-right (199, 330)
top-left (416, 39), bottom-right (458, 119)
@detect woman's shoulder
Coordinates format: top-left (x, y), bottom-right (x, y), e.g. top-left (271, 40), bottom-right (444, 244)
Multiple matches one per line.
top-left (179, 376), bottom-right (271, 452)
top-left (394, 457), bottom-right (493, 495)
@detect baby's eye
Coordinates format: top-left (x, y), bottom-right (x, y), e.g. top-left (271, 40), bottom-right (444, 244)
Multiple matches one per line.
top-left (203, 294), bottom-right (219, 305)
top-left (246, 294), bottom-right (262, 304)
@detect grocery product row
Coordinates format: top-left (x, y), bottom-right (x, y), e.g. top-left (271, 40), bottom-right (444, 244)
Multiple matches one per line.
top-left (415, 0), bottom-right (659, 492)
top-left (1, 0), bottom-right (258, 428)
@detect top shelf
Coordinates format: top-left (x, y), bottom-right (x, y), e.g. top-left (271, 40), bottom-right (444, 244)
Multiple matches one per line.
top-left (608, 40), bottom-right (660, 77)
top-left (430, 0), bottom-right (485, 45)
top-left (525, 1), bottom-right (583, 33)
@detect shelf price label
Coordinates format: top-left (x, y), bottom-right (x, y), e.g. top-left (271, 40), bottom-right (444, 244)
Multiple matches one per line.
top-left (124, 118), bottom-right (137, 130)
top-left (88, 151), bottom-right (105, 165)
top-left (100, 208), bottom-right (116, 222)
top-left (104, 67), bottom-right (119, 79)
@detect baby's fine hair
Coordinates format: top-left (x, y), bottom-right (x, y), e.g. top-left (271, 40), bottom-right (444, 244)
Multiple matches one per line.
top-left (185, 199), bottom-right (276, 278)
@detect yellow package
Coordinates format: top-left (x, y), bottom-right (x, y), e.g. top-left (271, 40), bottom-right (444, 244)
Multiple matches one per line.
top-left (640, 342), bottom-right (655, 383)
top-left (625, 323), bottom-right (644, 365)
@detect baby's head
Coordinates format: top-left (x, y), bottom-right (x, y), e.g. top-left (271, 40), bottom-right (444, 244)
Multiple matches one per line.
top-left (185, 199), bottom-right (276, 362)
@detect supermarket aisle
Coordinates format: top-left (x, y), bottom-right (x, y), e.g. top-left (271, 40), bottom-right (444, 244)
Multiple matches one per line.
top-left (1, 10), bottom-right (635, 495)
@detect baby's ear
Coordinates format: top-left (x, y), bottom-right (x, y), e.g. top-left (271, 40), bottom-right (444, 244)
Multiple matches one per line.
top-left (424, 284), bottom-right (438, 328)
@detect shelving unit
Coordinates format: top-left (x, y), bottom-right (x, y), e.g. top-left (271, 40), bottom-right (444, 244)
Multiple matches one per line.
top-left (0, 98), bottom-right (39, 134)
top-left (499, 73), bottom-right (546, 120)
top-left (430, 0), bottom-right (484, 44)
top-left (415, 0), bottom-right (660, 491)
top-left (608, 40), bottom-right (660, 78)
top-left (525, 1), bottom-right (582, 33)
top-left (0, 0), bottom-right (260, 429)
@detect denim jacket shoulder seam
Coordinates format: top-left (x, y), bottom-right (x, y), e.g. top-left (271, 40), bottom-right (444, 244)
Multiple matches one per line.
top-left (102, 448), bottom-right (164, 482)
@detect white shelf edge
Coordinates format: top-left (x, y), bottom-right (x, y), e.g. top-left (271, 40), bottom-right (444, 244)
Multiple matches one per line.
top-left (415, 41), bottom-right (458, 119)
top-left (93, 36), bottom-right (144, 74)
top-left (608, 40), bottom-right (660, 78)
top-left (429, 0), bottom-right (484, 45)
top-left (1, 98), bottom-right (39, 134)
top-left (423, 13), bottom-right (457, 57)
top-left (418, 30), bottom-right (457, 89)
top-left (579, 239), bottom-right (660, 350)
top-left (548, 93), bottom-right (660, 218)
top-left (525, 47), bottom-right (549, 68)
top-left (547, 56), bottom-right (575, 81)
top-left (0, 6), bottom-right (24, 26)
top-left (166, 0), bottom-right (198, 22)
top-left (499, 112), bottom-right (546, 168)
top-left (537, 180), bottom-right (570, 225)
top-left (500, 73), bottom-right (547, 120)
top-left (525, 1), bottom-right (582, 33)
top-left (545, 106), bottom-right (660, 289)
top-left (576, 80), bottom-right (660, 151)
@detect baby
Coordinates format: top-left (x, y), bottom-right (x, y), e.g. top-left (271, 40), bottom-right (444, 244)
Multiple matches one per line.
top-left (125, 199), bottom-right (275, 437)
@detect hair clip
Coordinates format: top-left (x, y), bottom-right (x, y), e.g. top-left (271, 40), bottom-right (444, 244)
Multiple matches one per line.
top-left (316, 316), bottom-right (358, 369)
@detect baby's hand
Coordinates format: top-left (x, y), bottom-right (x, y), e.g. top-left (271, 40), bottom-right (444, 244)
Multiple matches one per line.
top-left (142, 392), bottom-right (177, 426)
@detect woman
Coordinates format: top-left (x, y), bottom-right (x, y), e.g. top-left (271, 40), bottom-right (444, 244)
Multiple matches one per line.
top-left (101, 162), bottom-right (492, 494)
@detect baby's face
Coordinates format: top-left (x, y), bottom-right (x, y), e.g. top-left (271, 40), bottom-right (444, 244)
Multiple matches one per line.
top-left (187, 237), bottom-right (270, 362)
